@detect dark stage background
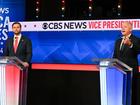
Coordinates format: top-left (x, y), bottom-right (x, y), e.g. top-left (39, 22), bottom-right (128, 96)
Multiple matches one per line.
top-left (26, 70), bottom-right (101, 105)
top-left (26, 69), bottom-right (140, 105)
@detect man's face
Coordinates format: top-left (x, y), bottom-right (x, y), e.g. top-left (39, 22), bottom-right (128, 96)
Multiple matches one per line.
top-left (12, 24), bottom-right (21, 35)
top-left (121, 22), bottom-right (132, 36)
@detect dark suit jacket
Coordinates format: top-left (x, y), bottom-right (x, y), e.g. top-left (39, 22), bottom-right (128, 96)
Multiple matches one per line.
top-left (4, 35), bottom-right (32, 63)
top-left (113, 34), bottom-right (140, 75)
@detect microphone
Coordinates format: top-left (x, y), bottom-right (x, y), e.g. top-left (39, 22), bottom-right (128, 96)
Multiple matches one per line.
top-left (15, 37), bottom-right (18, 40)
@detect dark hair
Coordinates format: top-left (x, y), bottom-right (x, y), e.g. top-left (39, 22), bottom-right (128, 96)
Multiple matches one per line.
top-left (12, 22), bottom-right (22, 28)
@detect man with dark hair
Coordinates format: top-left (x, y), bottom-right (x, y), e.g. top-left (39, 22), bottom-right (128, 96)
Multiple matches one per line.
top-left (113, 21), bottom-right (140, 105)
top-left (12, 22), bottom-right (22, 28)
top-left (4, 22), bottom-right (32, 67)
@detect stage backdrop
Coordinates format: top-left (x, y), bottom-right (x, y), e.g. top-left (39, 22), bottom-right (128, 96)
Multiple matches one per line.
top-left (0, 0), bottom-right (25, 54)
top-left (8, 19), bottom-right (140, 64)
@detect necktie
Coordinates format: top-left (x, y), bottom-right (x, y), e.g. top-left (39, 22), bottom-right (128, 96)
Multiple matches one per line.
top-left (120, 37), bottom-right (126, 51)
top-left (14, 37), bottom-right (18, 53)
top-left (120, 43), bottom-right (125, 51)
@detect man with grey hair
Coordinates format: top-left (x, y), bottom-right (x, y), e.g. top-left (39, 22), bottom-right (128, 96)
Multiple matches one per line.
top-left (113, 21), bottom-right (140, 105)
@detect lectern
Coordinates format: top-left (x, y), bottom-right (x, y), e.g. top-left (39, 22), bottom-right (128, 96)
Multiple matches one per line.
top-left (94, 59), bottom-right (133, 105)
top-left (0, 57), bottom-right (27, 105)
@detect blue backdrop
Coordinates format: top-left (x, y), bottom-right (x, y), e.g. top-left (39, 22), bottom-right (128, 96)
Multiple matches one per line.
top-left (21, 30), bottom-right (140, 64)
top-left (1, 1), bottom-right (140, 64)
top-left (0, 0), bottom-right (25, 54)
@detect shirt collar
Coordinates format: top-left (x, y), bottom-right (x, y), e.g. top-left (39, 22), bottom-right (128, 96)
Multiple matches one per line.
top-left (14, 34), bottom-right (22, 39)
top-left (121, 34), bottom-right (131, 39)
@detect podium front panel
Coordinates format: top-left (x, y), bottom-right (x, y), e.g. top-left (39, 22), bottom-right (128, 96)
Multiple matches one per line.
top-left (100, 65), bottom-right (132, 105)
top-left (0, 64), bottom-right (21, 105)
top-left (106, 67), bottom-right (124, 105)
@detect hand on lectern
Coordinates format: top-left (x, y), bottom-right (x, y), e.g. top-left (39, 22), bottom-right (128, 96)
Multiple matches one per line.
top-left (23, 62), bottom-right (29, 68)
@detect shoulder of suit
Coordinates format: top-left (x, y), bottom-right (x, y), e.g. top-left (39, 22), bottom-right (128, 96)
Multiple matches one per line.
top-left (7, 37), bottom-right (13, 41)
top-left (21, 35), bottom-right (31, 41)
top-left (131, 34), bottom-right (140, 40)
top-left (114, 38), bottom-right (121, 45)
top-left (116, 38), bottom-right (121, 42)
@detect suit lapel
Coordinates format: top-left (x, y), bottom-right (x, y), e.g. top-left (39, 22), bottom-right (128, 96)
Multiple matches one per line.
top-left (11, 38), bottom-right (15, 54)
top-left (117, 39), bottom-right (122, 54)
top-left (122, 44), bottom-right (128, 54)
top-left (118, 39), bottom-right (127, 55)
top-left (121, 35), bottom-right (133, 55)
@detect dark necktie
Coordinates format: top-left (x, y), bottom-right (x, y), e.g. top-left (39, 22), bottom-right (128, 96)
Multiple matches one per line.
top-left (120, 37), bottom-right (126, 51)
top-left (120, 43), bottom-right (125, 51)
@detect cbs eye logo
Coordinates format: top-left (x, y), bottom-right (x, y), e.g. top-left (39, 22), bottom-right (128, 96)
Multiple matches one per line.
top-left (42, 23), bottom-right (48, 29)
